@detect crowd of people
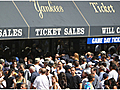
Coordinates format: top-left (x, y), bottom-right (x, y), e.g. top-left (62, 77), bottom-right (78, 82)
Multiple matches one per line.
top-left (0, 45), bottom-right (120, 89)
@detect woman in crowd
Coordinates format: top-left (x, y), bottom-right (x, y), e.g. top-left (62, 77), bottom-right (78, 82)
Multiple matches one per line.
top-left (84, 74), bottom-right (95, 90)
top-left (5, 68), bottom-right (17, 89)
top-left (58, 72), bottom-right (67, 89)
top-left (109, 78), bottom-right (117, 89)
top-left (16, 70), bottom-right (26, 89)
top-left (51, 75), bottom-right (61, 89)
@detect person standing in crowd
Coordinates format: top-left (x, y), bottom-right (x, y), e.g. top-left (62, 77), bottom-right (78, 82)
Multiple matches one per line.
top-left (46, 66), bottom-right (53, 89)
top-left (24, 57), bottom-right (28, 66)
top-left (69, 67), bottom-right (82, 89)
top-left (99, 73), bottom-right (109, 89)
top-left (101, 55), bottom-right (110, 70)
top-left (98, 65), bottom-right (106, 81)
top-left (11, 61), bottom-right (18, 73)
top-left (64, 65), bottom-right (71, 88)
top-left (73, 53), bottom-right (79, 61)
top-left (91, 67), bottom-right (100, 89)
top-left (34, 58), bottom-right (41, 73)
top-left (26, 59), bottom-right (33, 70)
top-left (3, 69), bottom-right (17, 89)
top-left (19, 63), bottom-right (29, 82)
top-left (85, 62), bottom-right (94, 74)
top-left (32, 68), bottom-right (49, 89)
top-left (108, 62), bottom-right (118, 82)
top-left (51, 75), bottom-right (61, 89)
top-left (23, 59), bottom-right (32, 89)
top-left (104, 80), bottom-right (110, 89)
top-left (109, 78), bottom-right (117, 89)
top-left (74, 60), bottom-right (82, 78)
top-left (16, 70), bottom-right (26, 89)
top-left (3, 62), bottom-right (10, 74)
top-left (55, 61), bottom-right (65, 75)
top-left (58, 72), bottom-right (67, 89)
top-left (85, 52), bottom-right (92, 63)
top-left (29, 66), bottom-right (39, 89)
top-left (81, 58), bottom-right (87, 70)
top-left (84, 74), bottom-right (95, 90)
top-left (81, 70), bottom-right (89, 89)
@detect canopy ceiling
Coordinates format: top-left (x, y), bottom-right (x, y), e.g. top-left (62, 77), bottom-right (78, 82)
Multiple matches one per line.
top-left (0, 1), bottom-right (120, 40)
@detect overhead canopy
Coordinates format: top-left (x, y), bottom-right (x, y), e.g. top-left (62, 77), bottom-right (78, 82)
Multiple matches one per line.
top-left (0, 1), bottom-right (120, 40)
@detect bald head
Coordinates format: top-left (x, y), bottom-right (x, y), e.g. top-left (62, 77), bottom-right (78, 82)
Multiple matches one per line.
top-left (29, 66), bottom-right (35, 73)
top-left (39, 68), bottom-right (46, 74)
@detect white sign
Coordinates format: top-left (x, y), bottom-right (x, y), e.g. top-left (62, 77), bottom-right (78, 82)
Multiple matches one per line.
top-left (35, 27), bottom-right (85, 36)
top-left (0, 29), bottom-right (22, 37)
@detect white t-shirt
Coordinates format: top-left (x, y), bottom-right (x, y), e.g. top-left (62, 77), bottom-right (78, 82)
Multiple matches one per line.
top-left (47, 74), bottom-right (53, 87)
top-left (81, 63), bottom-right (87, 69)
top-left (33, 75), bottom-right (49, 89)
top-left (34, 65), bottom-right (41, 73)
top-left (55, 67), bottom-right (65, 73)
top-left (0, 76), bottom-right (6, 88)
top-left (51, 83), bottom-right (61, 90)
top-left (82, 78), bottom-right (88, 89)
top-left (108, 69), bottom-right (118, 82)
top-left (99, 80), bottom-right (105, 89)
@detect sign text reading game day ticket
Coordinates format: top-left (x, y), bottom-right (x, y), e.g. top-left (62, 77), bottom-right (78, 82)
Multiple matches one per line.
top-left (87, 37), bottom-right (120, 44)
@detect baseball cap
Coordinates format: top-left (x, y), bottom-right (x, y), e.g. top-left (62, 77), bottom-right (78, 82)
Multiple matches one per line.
top-left (35, 58), bottom-right (40, 63)
top-left (0, 59), bottom-right (5, 64)
top-left (61, 60), bottom-right (66, 64)
top-left (67, 63), bottom-right (72, 67)
top-left (111, 53), bottom-right (118, 58)
top-left (84, 69), bottom-right (91, 75)
top-left (49, 60), bottom-right (54, 66)
top-left (101, 51), bottom-right (106, 55)
top-left (16, 57), bottom-right (19, 62)
top-left (88, 62), bottom-right (95, 66)
top-left (65, 65), bottom-right (71, 70)
top-left (46, 66), bottom-right (50, 71)
top-left (108, 54), bottom-right (111, 57)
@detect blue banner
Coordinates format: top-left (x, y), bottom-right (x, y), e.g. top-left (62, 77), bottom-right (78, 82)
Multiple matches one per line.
top-left (87, 37), bottom-right (120, 44)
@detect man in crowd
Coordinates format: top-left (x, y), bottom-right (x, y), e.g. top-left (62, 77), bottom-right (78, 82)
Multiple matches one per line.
top-left (32, 68), bottom-right (49, 89)
top-left (69, 67), bottom-right (82, 89)
top-left (29, 66), bottom-right (39, 89)
top-left (91, 67), bottom-right (100, 89)
top-left (46, 66), bottom-right (53, 89)
top-left (108, 62), bottom-right (118, 82)
top-left (34, 58), bottom-right (41, 73)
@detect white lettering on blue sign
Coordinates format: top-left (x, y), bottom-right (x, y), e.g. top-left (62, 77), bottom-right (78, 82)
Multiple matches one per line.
top-left (92, 38), bottom-right (103, 44)
top-left (104, 38), bottom-right (111, 43)
top-left (88, 37), bottom-right (120, 44)
top-left (112, 37), bottom-right (120, 43)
